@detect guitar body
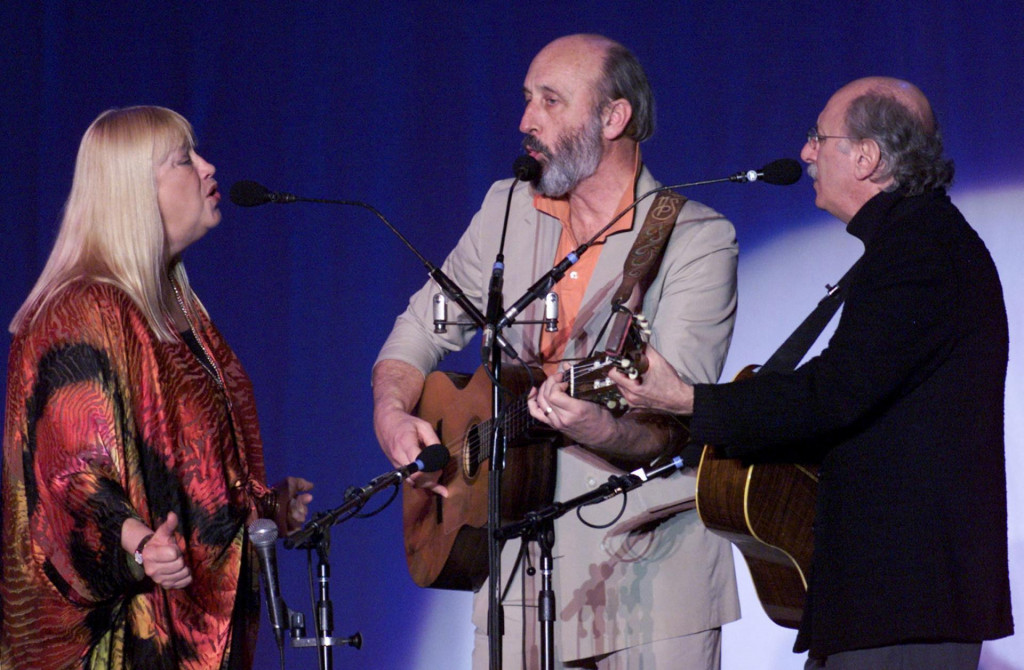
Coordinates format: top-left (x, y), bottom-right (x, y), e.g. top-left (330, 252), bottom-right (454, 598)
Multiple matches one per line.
top-left (403, 310), bottom-right (648, 591)
top-left (695, 365), bottom-right (818, 629)
top-left (403, 366), bottom-right (556, 591)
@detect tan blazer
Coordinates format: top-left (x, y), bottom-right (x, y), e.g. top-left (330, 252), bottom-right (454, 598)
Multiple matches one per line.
top-left (379, 166), bottom-right (741, 661)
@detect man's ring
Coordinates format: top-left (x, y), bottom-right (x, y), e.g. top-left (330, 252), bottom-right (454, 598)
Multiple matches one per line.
top-left (544, 406), bottom-right (554, 415)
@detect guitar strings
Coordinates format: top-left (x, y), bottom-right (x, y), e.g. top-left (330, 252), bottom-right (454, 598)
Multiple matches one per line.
top-left (431, 354), bottom-right (627, 469)
top-left (436, 394), bottom-right (536, 469)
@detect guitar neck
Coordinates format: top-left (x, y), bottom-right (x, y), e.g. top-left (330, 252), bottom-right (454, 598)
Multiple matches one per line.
top-left (468, 351), bottom-right (636, 469)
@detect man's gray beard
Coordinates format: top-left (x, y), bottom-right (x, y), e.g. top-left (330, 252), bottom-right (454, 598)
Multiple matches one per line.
top-left (534, 115), bottom-right (604, 198)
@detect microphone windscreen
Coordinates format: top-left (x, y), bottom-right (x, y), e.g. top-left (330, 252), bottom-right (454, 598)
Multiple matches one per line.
top-left (418, 443), bottom-right (450, 473)
top-left (513, 155), bottom-right (542, 182)
top-left (247, 517), bottom-right (279, 547)
top-left (760, 159), bottom-right (803, 185)
top-left (230, 180), bottom-right (272, 207)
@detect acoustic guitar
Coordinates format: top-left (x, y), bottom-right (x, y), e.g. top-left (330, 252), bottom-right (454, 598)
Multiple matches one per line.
top-left (695, 366), bottom-right (819, 629)
top-left (403, 312), bottom-right (648, 591)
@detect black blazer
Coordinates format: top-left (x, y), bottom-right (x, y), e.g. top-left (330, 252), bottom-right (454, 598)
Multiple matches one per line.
top-left (692, 189), bottom-right (1013, 657)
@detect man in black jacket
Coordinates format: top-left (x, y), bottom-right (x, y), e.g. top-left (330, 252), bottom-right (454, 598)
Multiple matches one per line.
top-left (607, 76), bottom-right (1014, 668)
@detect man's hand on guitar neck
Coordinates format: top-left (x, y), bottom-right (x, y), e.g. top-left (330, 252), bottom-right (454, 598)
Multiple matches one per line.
top-left (608, 345), bottom-right (695, 415)
top-left (527, 369), bottom-right (620, 448)
top-left (372, 359), bottom-right (449, 497)
top-left (528, 363), bottom-right (672, 464)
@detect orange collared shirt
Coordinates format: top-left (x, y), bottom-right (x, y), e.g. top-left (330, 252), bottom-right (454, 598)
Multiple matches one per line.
top-left (534, 153), bottom-right (641, 375)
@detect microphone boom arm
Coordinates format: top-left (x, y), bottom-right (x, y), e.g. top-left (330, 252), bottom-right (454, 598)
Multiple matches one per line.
top-left (494, 160), bottom-right (799, 332)
top-left (283, 474), bottom-right (394, 550)
top-left (272, 194), bottom-right (520, 359)
top-left (496, 178), bottom-right (728, 331)
top-left (496, 455), bottom-right (685, 540)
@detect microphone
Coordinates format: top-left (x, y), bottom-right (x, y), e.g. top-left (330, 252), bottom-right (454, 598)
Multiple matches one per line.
top-left (513, 154), bottom-right (542, 182)
top-left (248, 518), bottom-right (289, 651)
top-left (283, 444), bottom-right (451, 550)
top-left (432, 293), bottom-right (448, 333)
top-left (368, 442), bottom-right (450, 487)
top-left (229, 180), bottom-right (297, 206)
top-left (729, 158), bottom-right (803, 185)
top-left (628, 453), bottom-right (687, 483)
top-left (543, 292), bottom-right (559, 332)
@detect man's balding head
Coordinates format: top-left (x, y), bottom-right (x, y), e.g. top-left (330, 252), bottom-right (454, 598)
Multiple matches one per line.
top-left (837, 76), bottom-right (953, 196)
top-left (532, 34), bottom-right (655, 143)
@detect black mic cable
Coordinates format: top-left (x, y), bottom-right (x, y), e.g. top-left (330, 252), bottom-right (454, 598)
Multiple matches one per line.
top-left (495, 453), bottom-right (689, 540)
top-left (283, 444), bottom-right (450, 550)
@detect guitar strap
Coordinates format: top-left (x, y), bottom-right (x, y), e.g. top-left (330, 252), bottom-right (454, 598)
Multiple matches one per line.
top-left (759, 258), bottom-right (862, 373)
top-left (607, 188), bottom-right (861, 373)
top-left (610, 189), bottom-right (688, 313)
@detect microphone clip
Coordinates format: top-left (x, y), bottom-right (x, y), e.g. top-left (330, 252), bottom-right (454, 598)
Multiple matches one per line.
top-left (729, 169), bottom-right (761, 183)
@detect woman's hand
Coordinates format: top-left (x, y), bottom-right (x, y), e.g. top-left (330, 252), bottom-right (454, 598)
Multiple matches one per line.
top-left (273, 477), bottom-right (314, 535)
top-left (126, 512), bottom-right (192, 590)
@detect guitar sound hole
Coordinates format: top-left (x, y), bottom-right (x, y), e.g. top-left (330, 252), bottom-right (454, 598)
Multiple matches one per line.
top-left (464, 423), bottom-right (482, 479)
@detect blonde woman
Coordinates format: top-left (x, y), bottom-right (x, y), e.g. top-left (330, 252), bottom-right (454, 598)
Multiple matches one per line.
top-left (1, 106), bottom-right (313, 669)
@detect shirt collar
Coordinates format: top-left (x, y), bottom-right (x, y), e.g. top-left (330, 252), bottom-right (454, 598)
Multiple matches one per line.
top-left (532, 147), bottom-right (643, 242)
top-left (846, 188), bottom-right (946, 245)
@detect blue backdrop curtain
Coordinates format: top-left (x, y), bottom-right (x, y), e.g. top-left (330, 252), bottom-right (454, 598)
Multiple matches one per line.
top-left (2, 2), bottom-right (1021, 668)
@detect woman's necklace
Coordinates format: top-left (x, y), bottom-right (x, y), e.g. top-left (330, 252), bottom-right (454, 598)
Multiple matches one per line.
top-left (169, 276), bottom-right (227, 394)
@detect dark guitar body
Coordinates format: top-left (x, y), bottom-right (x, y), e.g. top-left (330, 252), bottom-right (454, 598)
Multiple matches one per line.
top-left (695, 365), bottom-right (818, 629)
top-left (403, 366), bottom-right (556, 591)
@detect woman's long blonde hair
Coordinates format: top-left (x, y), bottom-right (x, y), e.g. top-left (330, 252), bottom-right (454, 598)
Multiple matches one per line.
top-left (10, 106), bottom-right (201, 341)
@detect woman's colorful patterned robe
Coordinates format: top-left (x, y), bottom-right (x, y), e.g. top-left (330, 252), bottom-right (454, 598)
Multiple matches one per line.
top-left (2, 280), bottom-right (274, 669)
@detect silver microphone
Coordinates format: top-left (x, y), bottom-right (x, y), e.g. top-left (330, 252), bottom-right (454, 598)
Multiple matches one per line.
top-left (248, 518), bottom-right (289, 651)
top-left (433, 293), bottom-right (448, 333)
top-left (543, 292), bottom-right (559, 332)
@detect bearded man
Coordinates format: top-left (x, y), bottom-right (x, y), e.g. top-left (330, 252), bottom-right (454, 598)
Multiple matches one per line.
top-left (373, 34), bottom-right (741, 669)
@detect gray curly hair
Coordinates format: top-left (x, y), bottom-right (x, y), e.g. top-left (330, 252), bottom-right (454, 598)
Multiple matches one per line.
top-left (845, 91), bottom-right (954, 195)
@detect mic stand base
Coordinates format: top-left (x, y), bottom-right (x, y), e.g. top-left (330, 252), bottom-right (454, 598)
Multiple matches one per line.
top-left (284, 527), bottom-right (364, 669)
top-left (291, 633), bottom-right (363, 650)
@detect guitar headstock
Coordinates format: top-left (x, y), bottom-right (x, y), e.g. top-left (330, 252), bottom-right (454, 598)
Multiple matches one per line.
top-left (563, 311), bottom-right (650, 416)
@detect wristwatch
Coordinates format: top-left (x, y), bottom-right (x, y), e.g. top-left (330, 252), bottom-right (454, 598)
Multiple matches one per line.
top-left (133, 533), bottom-right (155, 565)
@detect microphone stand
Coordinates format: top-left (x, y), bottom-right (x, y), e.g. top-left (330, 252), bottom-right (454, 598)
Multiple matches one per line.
top-left (281, 481), bottom-right (404, 670)
top-left (494, 457), bottom-right (684, 670)
top-left (282, 524), bottom-right (363, 670)
top-left (285, 472), bottom-right (406, 550)
top-left (481, 173), bottom-right (744, 670)
top-left (495, 176), bottom-right (734, 332)
top-left (293, 195), bottom-right (519, 360)
top-left (244, 182), bottom-right (524, 669)
top-left (483, 171), bottom-right (528, 670)
top-left (487, 337), bottom-right (506, 670)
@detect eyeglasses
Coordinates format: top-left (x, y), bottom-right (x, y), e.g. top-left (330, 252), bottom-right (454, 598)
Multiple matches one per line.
top-left (806, 126), bottom-right (857, 147)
